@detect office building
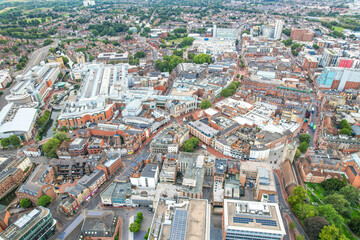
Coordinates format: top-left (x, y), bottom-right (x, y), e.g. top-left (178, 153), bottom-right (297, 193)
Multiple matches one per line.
top-left (0, 69), bottom-right (11, 90)
top-left (320, 49), bottom-right (340, 67)
top-left (274, 20), bottom-right (283, 40)
top-left (130, 163), bottom-right (159, 189)
top-left (0, 207), bottom-right (56, 240)
top-left (223, 200), bottom-right (286, 240)
top-left (290, 28), bottom-right (314, 41)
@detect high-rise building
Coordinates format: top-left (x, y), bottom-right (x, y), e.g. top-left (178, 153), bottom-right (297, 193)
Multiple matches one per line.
top-left (290, 28), bottom-right (315, 41)
top-left (223, 199), bottom-right (286, 240)
top-left (320, 49), bottom-right (340, 67)
top-left (0, 207), bottom-right (56, 240)
top-left (274, 20), bottom-right (283, 40)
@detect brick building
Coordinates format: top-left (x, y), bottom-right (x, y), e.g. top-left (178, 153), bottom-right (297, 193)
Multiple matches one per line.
top-left (290, 28), bottom-right (315, 41)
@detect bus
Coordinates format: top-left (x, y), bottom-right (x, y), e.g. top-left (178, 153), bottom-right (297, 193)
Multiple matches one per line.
top-left (313, 124), bottom-right (316, 132)
top-left (310, 122), bottom-right (313, 128)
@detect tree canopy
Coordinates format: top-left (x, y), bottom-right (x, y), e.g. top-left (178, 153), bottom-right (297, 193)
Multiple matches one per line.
top-left (182, 137), bottom-right (200, 152)
top-left (19, 198), bottom-right (32, 208)
top-left (200, 99), bottom-right (212, 109)
top-left (319, 225), bottom-right (347, 240)
top-left (321, 178), bottom-right (345, 194)
top-left (194, 53), bottom-right (211, 64)
top-left (298, 142), bottom-right (309, 153)
top-left (299, 134), bottom-right (311, 144)
top-left (339, 185), bottom-right (360, 206)
top-left (324, 193), bottom-right (352, 218)
top-left (38, 195), bottom-right (51, 207)
top-left (304, 216), bottom-right (329, 240)
top-left (318, 204), bottom-right (343, 227)
top-left (348, 216), bottom-right (360, 236)
top-left (42, 138), bottom-right (61, 158)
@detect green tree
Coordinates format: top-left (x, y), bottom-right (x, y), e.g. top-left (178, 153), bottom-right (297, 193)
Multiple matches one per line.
top-left (137, 212), bottom-right (143, 221)
top-left (318, 204), bottom-right (343, 227)
top-left (295, 149), bottom-right (302, 159)
top-left (296, 235), bottom-right (305, 240)
top-left (321, 178), bottom-right (345, 194)
top-left (319, 225), bottom-right (348, 240)
top-left (313, 44), bottom-right (320, 50)
top-left (19, 198), bottom-right (32, 208)
top-left (194, 53), bottom-right (211, 64)
top-left (293, 203), bottom-right (317, 222)
top-left (200, 99), bottom-right (212, 109)
top-left (62, 56), bottom-right (69, 65)
top-left (182, 137), bottom-right (200, 152)
top-left (9, 135), bottom-right (20, 146)
top-left (129, 222), bottom-right (140, 233)
top-left (299, 134), bottom-right (311, 143)
top-left (134, 51), bottom-right (146, 59)
top-left (304, 216), bottom-right (329, 240)
top-left (1, 138), bottom-right (10, 148)
top-left (298, 142), bottom-right (309, 153)
top-left (144, 228), bottom-right (150, 239)
top-left (339, 119), bottom-right (351, 130)
top-left (42, 138), bottom-right (61, 158)
top-left (348, 216), bottom-right (360, 236)
top-left (288, 186), bottom-right (308, 208)
top-left (58, 72), bottom-right (63, 79)
top-left (289, 221), bottom-right (297, 230)
top-left (53, 94), bottom-right (58, 100)
top-left (38, 195), bottom-right (51, 207)
top-left (220, 88), bottom-right (232, 98)
top-left (49, 47), bottom-right (56, 54)
top-left (339, 128), bottom-right (351, 136)
top-left (54, 132), bottom-right (68, 142)
top-left (339, 185), bottom-right (360, 206)
top-left (324, 193), bottom-right (352, 218)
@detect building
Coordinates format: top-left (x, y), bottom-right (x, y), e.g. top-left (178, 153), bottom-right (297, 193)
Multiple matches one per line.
top-left (16, 164), bottom-right (56, 205)
top-left (317, 67), bottom-right (360, 91)
top-left (81, 210), bottom-right (121, 240)
top-left (0, 156), bottom-right (32, 200)
top-left (0, 69), bottom-right (11, 90)
top-left (75, 52), bottom-right (86, 64)
top-left (150, 123), bottom-right (189, 154)
top-left (0, 103), bottom-right (38, 141)
top-left (223, 200), bottom-right (286, 240)
top-left (148, 198), bottom-right (211, 240)
top-left (320, 49), bottom-right (340, 67)
top-left (68, 138), bottom-right (89, 157)
top-left (187, 119), bottom-right (219, 145)
top-left (83, 0), bottom-right (95, 6)
top-left (97, 52), bottom-right (129, 62)
top-left (101, 181), bottom-right (132, 207)
top-left (92, 152), bottom-right (123, 179)
top-left (6, 62), bottom-right (60, 105)
top-left (274, 20), bottom-right (283, 40)
top-left (290, 28), bottom-right (314, 41)
top-left (213, 25), bottom-right (239, 39)
top-left (51, 157), bottom-right (93, 181)
top-left (130, 163), bottom-right (159, 189)
top-left (0, 207), bottom-right (56, 240)
top-left (343, 152), bottom-right (360, 188)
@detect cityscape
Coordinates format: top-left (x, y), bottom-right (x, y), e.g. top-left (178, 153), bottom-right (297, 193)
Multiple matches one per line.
top-left (0, 0), bottom-right (360, 239)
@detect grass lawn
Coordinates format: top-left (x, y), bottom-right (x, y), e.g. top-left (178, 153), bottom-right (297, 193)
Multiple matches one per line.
top-left (333, 26), bottom-right (344, 32)
top-left (167, 37), bottom-right (184, 45)
top-left (305, 182), bottom-right (326, 200)
top-left (25, 17), bottom-right (52, 23)
top-left (0, 7), bottom-right (16, 13)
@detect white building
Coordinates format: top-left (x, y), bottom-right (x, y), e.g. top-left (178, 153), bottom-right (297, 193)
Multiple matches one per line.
top-left (0, 69), bottom-right (11, 89)
top-left (223, 200), bottom-right (286, 240)
top-left (83, 0), bottom-right (95, 6)
top-left (274, 20), bottom-right (284, 40)
top-left (249, 146), bottom-right (271, 161)
top-left (130, 163), bottom-right (159, 189)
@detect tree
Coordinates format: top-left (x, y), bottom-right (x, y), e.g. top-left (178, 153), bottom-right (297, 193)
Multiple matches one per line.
top-left (324, 193), bottom-right (352, 218)
top-left (318, 204), bottom-right (343, 227)
top-left (339, 128), bottom-right (351, 136)
top-left (339, 185), bottom-right (360, 206)
top-left (299, 134), bottom-right (311, 143)
top-left (125, 35), bottom-right (132, 41)
top-left (9, 135), bottom-right (20, 146)
top-left (182, 137), bottom-right (200, 152)
top-left (288, 186), bottom-right (308, 208)
top-left (289, 221), bottom-right (297, 230)
top-left (19, 198), bottom-right (32, 208)
top-left (49, 47), bottom-right (56, 54)
top-left (54, 132), bottom-right (68, 142)
top-left (200, 99), bottom-right (212, 109)
top-left (221, 88), bottom-right (232, 98)
top-left (1, 138), bottom-right (10, 148)
top-left (42, 138), bottom-right (61, 158)
top-left (298, 142), bottom-right (309, 153)
top-left (134, 51), bottom-right (146, 59)
top-left (62, 56), bottom-right (69, 65)
top-left (319, 225), bottom-right (347, 240)
top-left (321, 178), bottom-right (345, 194)
top-left (295, 149), bottom-right (302, 159)
top-left (293, 203), bottom-right (318, 222)
top-left (304, 216), bottom-right (329, 240)
top-left (144, 228), bottom-right (150, 240)
top-left (194, 53), bottom-right (211, 64)
top-left (137, 212), bottom-right (143, 221)
top-left (38, 195), bottom-right (51, 207)
top-left (296, 235), bottom-right (305, 240)
top-left (348, 216), bottom-right (360, 236)
top-left (129, 222), bottom-right (140, 233)
top-left (53, 94), bottom-right (58, 100)
top-left (339, 119), bottom-right (351, 130)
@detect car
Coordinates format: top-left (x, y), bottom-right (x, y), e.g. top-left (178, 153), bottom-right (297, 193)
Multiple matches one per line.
top-left (148, 208), bottom-right (153, 212)
top-left (61, 195), bottom-right (68, 199)
top-left (55, 187), bottom-right (59, 189)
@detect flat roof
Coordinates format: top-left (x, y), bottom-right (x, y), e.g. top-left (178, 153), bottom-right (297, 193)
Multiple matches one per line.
top-left (224, 199), bottom-right (286, 235)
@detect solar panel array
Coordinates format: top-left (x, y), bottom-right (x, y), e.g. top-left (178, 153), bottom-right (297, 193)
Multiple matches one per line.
top-left (170, 209), bottom-right (188, 240)
top-left (256, 219), bottom-right (278, 227)
top-left (233, 217), bottom-right (254, 224)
